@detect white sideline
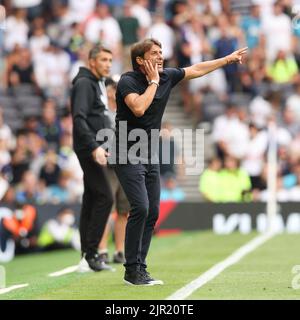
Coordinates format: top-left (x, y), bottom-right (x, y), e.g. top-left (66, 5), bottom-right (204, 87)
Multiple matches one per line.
top-left (0, 284), bottom-right (29, 295)
top-left (166, 232), bottom-right (275, 300)
top-left (48, 265), bottom-right (78, 277)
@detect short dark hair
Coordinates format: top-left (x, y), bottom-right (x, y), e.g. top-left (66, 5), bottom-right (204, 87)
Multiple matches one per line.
top-left (131, 38), bottom-right (162, 71)
top-left (88, 45), bottom-right (112, 60)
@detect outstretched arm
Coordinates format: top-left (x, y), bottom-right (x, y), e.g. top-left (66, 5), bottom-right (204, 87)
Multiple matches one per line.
top-left (183, 47), bottom-right (248, 80)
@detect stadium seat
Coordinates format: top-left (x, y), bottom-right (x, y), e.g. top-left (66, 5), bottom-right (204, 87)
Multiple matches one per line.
top-left (0, 96), bottom-right (16, 111)
top-left (229, 93), bottom-right (252, 108)
top-left (202, 93), bottom-right (226, 122)
top-left (16, 96), bottom-right (43, 117)
top-left (10, 84), bottom-right (36, 97)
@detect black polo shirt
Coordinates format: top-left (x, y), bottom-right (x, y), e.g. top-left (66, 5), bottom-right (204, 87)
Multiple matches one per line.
top-left (114, 67), bottom-right (185, 164)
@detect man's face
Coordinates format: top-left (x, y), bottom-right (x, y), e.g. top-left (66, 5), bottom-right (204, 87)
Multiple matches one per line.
top-left (143, 44), bottom-right (164, 73)
top-left (91, 51), bottom-right (113, 78)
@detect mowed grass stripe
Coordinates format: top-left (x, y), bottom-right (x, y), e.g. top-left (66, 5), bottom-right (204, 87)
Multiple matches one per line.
top-left (0, 249), bottom-right (79, 300)
top-left (2, 231), bottom-right (255, 300)
top-left (189, 234), bottom-right (300, 300)
top-left (167, 232), bottom-right (275, 300)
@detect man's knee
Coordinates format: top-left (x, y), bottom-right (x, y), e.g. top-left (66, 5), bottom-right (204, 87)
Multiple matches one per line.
top-left (131, 202), bottom-right (149, 219)
top-left (93, 188), bottom-right (114, 209)
top-left (148, 206), bottom-right (159, 224)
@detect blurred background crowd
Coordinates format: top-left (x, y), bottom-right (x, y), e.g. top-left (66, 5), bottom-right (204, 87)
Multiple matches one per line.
top-left (1, 0), bottom-right (300, 204)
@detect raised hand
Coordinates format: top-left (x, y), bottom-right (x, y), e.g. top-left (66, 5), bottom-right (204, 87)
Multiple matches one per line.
top-left (92, 146), bottom-right (110, 166)
top-left (227, 47), bottom-right (248, 65)
top-left (144, 60), bottom-right (160, 83)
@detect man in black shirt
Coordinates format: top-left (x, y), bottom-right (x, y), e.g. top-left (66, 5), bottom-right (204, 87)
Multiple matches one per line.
top-left (71, 45), bottom-right (114, 272)
top-left (114, 38), bottom-right (247, 285)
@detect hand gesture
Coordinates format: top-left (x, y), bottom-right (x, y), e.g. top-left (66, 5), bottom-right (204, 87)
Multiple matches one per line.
top-left (92, 146), bottom-right (110, 166)
top-left (144, 60), bottom-right (160, 82)
top-left (227, 47), bottom-right (248, 65)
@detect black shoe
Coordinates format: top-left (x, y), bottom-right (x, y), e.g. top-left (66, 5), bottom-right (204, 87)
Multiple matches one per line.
top-left (113, 251), bottom-right (125, 264)
top-left (86, 253), bottom-right (115, 272)
top-left (98, 252), bottom-right (110, 264)
top-left (123, 269), bottom-right (154, 286)
top-left (140, 267), bottom-right (164, 285)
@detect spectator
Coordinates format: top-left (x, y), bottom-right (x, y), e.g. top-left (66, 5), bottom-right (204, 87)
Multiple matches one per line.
top-left (8, 47), bottom-right (37, 89)
top-left (199, 157), bottom-right (222, 202)
top-left (131, 0), bottom-right (152, 37)
top-left (0, 107), bottom-right (15, 150)
top-left (0, 204), bottom-right (37, 262)
top-left (34, 42), bottom-right (71, 106)
top-left (218, 155), bottom-right (252, 202)
top-left (240, 4), bottom-right (262, 49)
top-left (146, 13), bottom-right (175, 66)
top-left (37, 101), bottom-right (62, 150)
top-left (214, 17), bottom-right (240, 92)
top-left (29, 26), bottom-right (50, 62)
top-left (286, 82), bottom-right (300, 122)
top-left (160, 173), bottom-right (185, 201)
top-left (4, 8), bottom-right (29, 52)
top-left (67, 0), bottom-right (97, 24)
top-left (212, 103), bottom-right (249, 160)
top-left (15, 170), bottom-right (44, 204)
top-left (0, 133), bottom-right (11, 173)
top-left (37, 206), bottom-right (80, 251)
top-left (84, 3), bottom-right (122, 73)
top-left (39, 150), bottom-right (61, 187)
top-left (262, 1), bottom-right (292, 62)
top-left (266, 50), bottom-right (298, 84)
top-left (43, 171), bottom-right (73, 204)
top-left (11, 130), bottom-right (30, 184)
top-left (241, 122), bottom-right (268, 189)
top-left (280, 105), bottom-right (300, 138)
top-left (159, 122), bottom-right (183, 182)
top-left (58, 132), bottom-right (83, 201)
top-left (118, 3), bottom-right (140, 71)
top-left (27, 131), bottom-right (45, 176)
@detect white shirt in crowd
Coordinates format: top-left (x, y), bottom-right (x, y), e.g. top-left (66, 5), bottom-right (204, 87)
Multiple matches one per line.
top-left (12, 0), bottom-right (41, 8)
top-left (253, 0), bottom-right (275, 20)
top-left (146, 22), bottom-right (175, 61)
top-left (286, 93), bottom-right (300, 122)
top-left (4, 16), bottom-right (29, 51)
top-left (242, 130), bottom-right (268, 177)
top-left (84, 15), bottom-right (122, 47)
top-left (34, 49), bottom-right (71, 88)
top-left (249, 96), bottom-right (273, 128)
top-left (67, 0), bottom-right (97, 23)
top-left (29, 33), bottom-right (50, 61)
top-left (131, 4), bottom-right (152, 30)
top-left (212, 115), bottom-right (250, 159)
top-left (262, 12), bottom-right (292, 61)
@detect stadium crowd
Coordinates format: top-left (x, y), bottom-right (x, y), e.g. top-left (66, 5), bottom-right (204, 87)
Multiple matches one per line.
top-left (0, 0), bottom-right (300, 204)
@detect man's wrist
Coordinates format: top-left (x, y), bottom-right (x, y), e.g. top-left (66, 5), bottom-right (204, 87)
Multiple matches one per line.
top-left (148, 80), bottom-right (159, 87)
top-left (225, 56), bottom-right (230, 65)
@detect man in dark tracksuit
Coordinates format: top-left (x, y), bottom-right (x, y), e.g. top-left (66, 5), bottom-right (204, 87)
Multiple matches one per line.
top-left (71, 46), bottom-right (114, 272)
top-left (114, 38), bottom-right (247, 285)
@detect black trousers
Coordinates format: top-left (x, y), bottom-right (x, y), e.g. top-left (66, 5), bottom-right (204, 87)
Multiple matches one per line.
top-left (78, 156), bottom-right (113, 256)
top-left (114, 163), bottom-right (160, 270)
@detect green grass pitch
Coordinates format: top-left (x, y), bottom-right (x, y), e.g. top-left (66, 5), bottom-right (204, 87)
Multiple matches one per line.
top-left (1, 231), bottom-right (300, 300)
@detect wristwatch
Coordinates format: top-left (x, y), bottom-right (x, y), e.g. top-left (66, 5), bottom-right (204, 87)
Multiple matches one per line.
top-left (148, 80), bottom-right (159, 87)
